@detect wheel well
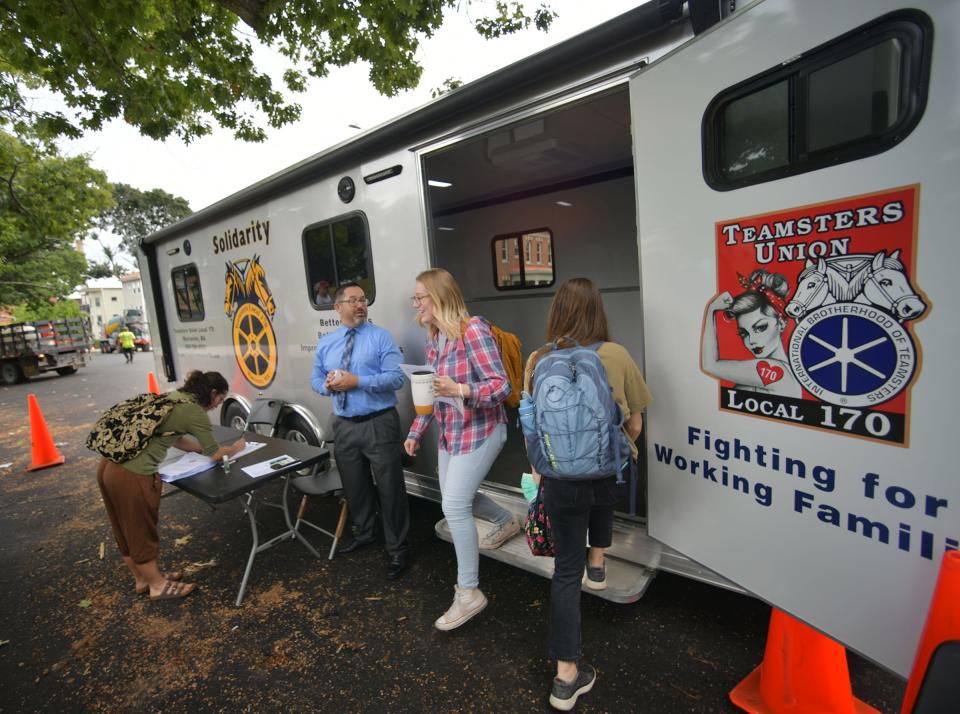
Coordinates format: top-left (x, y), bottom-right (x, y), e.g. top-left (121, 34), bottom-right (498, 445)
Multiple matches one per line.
top-left (278, 406), bottom-right (324, 444)
top-left (220, 398), bottom-right (249, 428)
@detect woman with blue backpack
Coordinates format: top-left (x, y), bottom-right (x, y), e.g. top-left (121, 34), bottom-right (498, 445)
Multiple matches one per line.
top-left (523, 277), bottom-right (651, 711)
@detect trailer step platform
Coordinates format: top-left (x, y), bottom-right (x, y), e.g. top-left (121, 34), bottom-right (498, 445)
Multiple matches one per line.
top-left (431, 483), bottom-right (745, 602)
top-left (434, 516), bottom-right (655, 604)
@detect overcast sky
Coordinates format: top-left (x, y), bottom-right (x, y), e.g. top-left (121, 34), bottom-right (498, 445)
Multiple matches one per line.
top-left (59, 1), bottom-right (640, 268)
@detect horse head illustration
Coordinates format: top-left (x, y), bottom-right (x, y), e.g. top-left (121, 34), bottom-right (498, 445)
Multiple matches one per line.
top-left (246, 255), bottom-right (276, 317)
top-left (786, 251), bottom-right (926, 322)
top-left (224, 262), bottom-right (244, 318)
top-left (863, 250), bottom-right (927, 321)
top-left (786, 259), bottom-right (830, 319)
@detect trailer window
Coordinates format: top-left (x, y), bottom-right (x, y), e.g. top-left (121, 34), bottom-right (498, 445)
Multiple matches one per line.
top-left (303, 213), bottom-right (375, 309)
top-left (492, 229), bottom-right (554, 290)
top-left (704, 11), bottom-right (931, 190)
top-left (171, 265), bottom-right (205, 322)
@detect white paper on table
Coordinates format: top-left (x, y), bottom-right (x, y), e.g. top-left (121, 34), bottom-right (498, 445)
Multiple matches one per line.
top-left (231, 441), bottom-right (267, 459)
top-left (399, 363), bottom-right (464, 415)
top-left (159, 452), bottom-right (216, 482)
top-left (242, 454), bottom-right (299, 478)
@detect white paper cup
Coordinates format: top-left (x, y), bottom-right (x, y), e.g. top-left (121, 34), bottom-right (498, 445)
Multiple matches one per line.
top-left (410, 371), bottom-right (435, 415)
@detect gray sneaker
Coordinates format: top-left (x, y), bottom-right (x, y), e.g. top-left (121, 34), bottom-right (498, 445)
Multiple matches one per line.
top-left (584, 561), bottom-right (607, 591)
top-left (549, 663), bottom-right (596, 711)
top-left (479, 515), bottom-right (521, 550)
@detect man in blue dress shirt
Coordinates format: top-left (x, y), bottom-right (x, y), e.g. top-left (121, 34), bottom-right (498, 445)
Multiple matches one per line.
top-left (311, 282), bottom-right (410, 578)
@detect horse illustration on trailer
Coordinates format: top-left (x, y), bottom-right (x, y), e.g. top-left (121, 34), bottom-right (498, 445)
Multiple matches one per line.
top-left (223, 255), bottom-right (276, 319)
top-left (785, 250), bottom-right (926, 321)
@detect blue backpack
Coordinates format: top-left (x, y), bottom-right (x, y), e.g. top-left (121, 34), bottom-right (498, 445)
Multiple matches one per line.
top-left (519, 341), bottom-right (631, 482)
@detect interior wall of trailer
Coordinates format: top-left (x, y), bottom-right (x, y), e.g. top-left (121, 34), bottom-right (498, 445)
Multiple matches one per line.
top-left (433, 176), bottom-right (642, 360)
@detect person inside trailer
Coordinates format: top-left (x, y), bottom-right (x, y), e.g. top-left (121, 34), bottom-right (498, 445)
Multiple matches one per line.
top-left (313, 280), bottom-right (333, 306)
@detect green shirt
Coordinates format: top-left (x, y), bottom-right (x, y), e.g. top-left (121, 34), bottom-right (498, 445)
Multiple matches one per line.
top-left (121, 391), bottom-right (220, 475)
top-left (118, 330), bottom-right (136, 349)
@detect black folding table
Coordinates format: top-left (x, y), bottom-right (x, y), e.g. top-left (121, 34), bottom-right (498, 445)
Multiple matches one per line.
top-left (164, 425), bottom-right (329, 606)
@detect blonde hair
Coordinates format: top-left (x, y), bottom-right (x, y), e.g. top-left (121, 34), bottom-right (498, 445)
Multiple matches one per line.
top-left (416, 268), bottom-right (470, 341)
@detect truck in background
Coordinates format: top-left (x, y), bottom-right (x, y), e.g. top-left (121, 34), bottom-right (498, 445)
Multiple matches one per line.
top-left (98, 314), bottom-right (151, 353)
top-left (0, 318), bottom-right (91, 384)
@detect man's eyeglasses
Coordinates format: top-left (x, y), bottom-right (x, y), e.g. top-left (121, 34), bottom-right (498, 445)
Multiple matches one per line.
top-left (337, 297), bottom-right (369, 306)
top-left (411, 294), bottom-right (430, 305)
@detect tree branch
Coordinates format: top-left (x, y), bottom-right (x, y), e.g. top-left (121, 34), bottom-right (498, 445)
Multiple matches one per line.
top-left (2, 161), bottom-right (31, 218)
top-left (213, 0), bottom-right (274, 33)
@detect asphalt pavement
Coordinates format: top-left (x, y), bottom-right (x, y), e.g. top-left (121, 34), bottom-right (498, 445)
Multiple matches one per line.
top-left (0, 353), bottom-right (906, 712)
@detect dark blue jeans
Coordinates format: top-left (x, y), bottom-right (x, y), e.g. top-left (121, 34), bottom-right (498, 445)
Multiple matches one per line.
top-left (542, 475), bottom-right (618, 662)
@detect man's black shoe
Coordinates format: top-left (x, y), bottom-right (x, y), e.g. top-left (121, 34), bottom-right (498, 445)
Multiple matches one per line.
top-left (337, 537), bottom-right (374, 555)
top-left (386, 554), bottom-right (407, 579)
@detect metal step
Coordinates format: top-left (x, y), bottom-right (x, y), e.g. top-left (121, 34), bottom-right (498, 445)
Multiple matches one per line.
top-left (428, 481), bottom-right (747, 602)
top-left (434, 514), bottom-right (655, 604)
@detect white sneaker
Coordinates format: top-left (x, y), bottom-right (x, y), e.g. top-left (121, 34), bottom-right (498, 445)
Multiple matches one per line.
top-left (479, 515), bottom-right (521, 550)
top-left (434, 585), bottom-right (488, 631)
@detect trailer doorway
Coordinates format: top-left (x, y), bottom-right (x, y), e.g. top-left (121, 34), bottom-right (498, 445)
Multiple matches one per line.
top-left (421, 85), bottom-right (647, 516)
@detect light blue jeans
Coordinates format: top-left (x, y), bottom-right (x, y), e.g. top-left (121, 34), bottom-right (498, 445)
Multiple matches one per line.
top-left (438, 423), bottom-right (511, 589)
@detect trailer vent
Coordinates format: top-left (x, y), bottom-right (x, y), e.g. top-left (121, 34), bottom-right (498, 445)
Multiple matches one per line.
top-left (486, 137), bottom-right (582, 172)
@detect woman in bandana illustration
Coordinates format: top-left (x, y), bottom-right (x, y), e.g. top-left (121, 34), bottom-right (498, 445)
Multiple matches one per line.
top-left (701, 269), bottom-right (802, 397)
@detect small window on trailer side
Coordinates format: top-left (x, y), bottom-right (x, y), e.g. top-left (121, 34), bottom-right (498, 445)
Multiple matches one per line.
top-left (492, 228), bottom-right (555, 290)
top-left (302, 213), bottom-right (375, 309)
top-left (171, 264), bottom-right (205, 321)
top-left (703, 11), bottom-right (932, 191)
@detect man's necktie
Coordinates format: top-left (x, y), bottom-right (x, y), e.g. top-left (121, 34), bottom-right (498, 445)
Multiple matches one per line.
top-left (336, 328), bottom-right (356, 411)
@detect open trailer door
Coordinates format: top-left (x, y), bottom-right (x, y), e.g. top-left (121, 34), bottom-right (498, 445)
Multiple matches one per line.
top-left (631, 0), bottom-right (959, 676)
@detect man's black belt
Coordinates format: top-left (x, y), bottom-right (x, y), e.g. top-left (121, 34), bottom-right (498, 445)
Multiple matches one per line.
top-left (338, 407), bottom-right (393, 423)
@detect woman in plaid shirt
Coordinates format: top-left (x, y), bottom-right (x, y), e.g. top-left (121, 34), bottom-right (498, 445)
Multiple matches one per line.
top-left (404, 268), bottom-right (522, 631)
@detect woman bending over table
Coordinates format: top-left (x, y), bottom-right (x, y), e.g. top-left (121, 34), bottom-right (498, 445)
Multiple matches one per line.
top-left (95, 370), bottom-right (246, 600)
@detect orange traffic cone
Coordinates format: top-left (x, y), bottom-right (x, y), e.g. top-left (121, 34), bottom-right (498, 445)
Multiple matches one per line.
top-left (730, 608), bottom-right (878, 714)
top-left (147, 371), bottom-right (161, 395)
top-left (901, 551), bottom-right (960, 713)
top-left (26, 394), bottom-right (65, 471)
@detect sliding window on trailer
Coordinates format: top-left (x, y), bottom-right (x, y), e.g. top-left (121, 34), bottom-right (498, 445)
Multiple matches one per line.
top-left (171, 264), bottom-right (205, 321)
top-left (302, 213), bottom-right (376, 308)
top-left (703, 10), bottom-right (932, 191)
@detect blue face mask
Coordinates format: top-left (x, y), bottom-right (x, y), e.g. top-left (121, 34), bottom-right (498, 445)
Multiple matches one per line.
top-left (520, 472), bottom-right (538, 502)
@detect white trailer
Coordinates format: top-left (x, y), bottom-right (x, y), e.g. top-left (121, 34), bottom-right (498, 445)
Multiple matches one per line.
top-left (141, 0), bottom-right (958, 677)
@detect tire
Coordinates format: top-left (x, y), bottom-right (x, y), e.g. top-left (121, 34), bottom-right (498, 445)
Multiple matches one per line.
top-left (56, 366), bottom-right (78, 376)
top-left (221, 401), bottom-right (249, 431)
top-left (1, 361), bottom-right (24, 385)
top-left (280, 413), bottom-right (323, 476)
top-left (280, 413), bottom-right (322, 446)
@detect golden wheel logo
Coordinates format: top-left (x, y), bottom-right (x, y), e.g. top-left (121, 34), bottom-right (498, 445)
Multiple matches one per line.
top-left (224, 254), bottom-right (278, 388)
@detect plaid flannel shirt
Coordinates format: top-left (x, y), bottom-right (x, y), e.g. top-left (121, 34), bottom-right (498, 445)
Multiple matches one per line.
top-left (406, 317), bottom-right (509, 455)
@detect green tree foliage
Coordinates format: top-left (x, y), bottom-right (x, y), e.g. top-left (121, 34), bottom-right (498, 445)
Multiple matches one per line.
top-left (431, 77), bottom-right (464, 99)
top-left (0, 1), bottom-right (556, 143)
top-left (0, 131), bottom-right (112, 307)
top-left (84, 261), bottom-right (116, 280)
top-left (99, 183), bottom-right (192, 260)
top-left (11, 299), bottom-right (81, 322)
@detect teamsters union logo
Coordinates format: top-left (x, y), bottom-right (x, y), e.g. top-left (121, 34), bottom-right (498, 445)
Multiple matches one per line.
top-left (787, 251), bottom-right (924, 408)
top-left (224, 255), bottom-right (277, 388)
top-left (701, 186), bottom-right (927, 445)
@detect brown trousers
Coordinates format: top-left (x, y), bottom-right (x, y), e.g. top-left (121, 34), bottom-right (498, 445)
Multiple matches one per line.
top-left (96, 458), bottom-right (161, 564)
